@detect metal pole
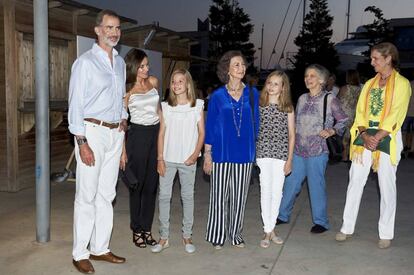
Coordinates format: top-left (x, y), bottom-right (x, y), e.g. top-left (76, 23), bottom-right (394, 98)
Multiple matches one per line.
top-left (259, 24), bottom-right (264, 71)
top-left (34, 0), bottom-right (50, 243)
top-left (346, 0), bottom-right (351, 39)
top-left (303, 0), bottom-right (306, 27)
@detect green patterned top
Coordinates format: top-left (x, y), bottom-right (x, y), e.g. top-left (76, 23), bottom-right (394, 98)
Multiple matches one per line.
top-left (369, 88), bottom-right (384, 117)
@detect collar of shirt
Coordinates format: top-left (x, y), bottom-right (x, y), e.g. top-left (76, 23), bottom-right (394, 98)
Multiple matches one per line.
top-left (92, 43), bottom-right (119, 59)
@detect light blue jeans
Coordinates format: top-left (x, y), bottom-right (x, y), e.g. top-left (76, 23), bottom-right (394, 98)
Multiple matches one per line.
top-left (158, 161), bottom-right (196, 239)
top-left (278, 153), bottom-right (330, 229)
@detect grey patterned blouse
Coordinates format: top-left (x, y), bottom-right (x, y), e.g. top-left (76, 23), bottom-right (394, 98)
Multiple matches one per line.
top-left (294, 91), bottom-right (348, 157)
top-left (256, 104), bottom-right (289, 160)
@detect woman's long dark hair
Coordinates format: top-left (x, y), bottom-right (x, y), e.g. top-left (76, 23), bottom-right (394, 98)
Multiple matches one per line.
top-left (125, 48), bottom-right (148, 91)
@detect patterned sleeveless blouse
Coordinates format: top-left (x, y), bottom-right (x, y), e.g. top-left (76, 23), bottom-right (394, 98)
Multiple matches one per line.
top-left (256, 104), bottom-right (289, 160)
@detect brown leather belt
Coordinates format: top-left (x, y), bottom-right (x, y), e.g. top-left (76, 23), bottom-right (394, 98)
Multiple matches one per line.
top-left (84, 118), bottom-right (119, 129)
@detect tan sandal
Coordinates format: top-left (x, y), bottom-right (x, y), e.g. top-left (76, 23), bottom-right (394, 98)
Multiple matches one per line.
top-left (260, 233), bottom-right (272, 248)
top-left (271, 231), bottom-right (284, 245)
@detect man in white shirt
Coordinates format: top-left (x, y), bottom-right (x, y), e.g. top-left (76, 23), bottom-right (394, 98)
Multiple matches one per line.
top-left (68, 10), bottom-right (128, 274)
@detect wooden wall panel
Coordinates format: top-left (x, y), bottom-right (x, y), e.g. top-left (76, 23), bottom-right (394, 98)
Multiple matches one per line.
top-left (15, 1), bottom-right (76, 36)
top-left (17, 34), bottom-right (70, 104)
top-left (76, 15), bottom-right (96, 38)
top-left (17, 33), bottom-right (33, 104)
top-left (49, 40), bottom-right (69, 100)
top-left (2, 0), bottom-right (19, 192)
top-left (0, 3), bottom-right (7, 189)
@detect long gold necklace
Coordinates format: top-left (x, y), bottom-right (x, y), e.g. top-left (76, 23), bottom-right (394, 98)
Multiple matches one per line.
top-left (226, 85), bottom-right (244, 137)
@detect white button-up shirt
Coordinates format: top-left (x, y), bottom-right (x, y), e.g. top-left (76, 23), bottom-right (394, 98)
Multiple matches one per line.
top-left (68, 43), bottom-right (128, 136)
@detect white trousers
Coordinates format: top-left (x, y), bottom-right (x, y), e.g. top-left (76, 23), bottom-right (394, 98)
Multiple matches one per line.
top-left (72, 121), bottom-right (124, 261)
top-left (257, 158), bottom-right (286, 233)
top-left (340, 131), bottom-right (402, 240)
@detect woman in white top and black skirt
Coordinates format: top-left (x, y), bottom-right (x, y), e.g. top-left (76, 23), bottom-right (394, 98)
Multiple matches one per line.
top-left (121, 49), bottom-right (160, 248)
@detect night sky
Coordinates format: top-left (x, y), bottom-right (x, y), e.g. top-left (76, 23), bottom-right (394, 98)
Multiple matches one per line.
top-left (77, 0), bottom-right (414, 68)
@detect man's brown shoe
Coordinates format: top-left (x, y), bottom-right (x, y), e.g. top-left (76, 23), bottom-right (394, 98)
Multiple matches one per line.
top-left (72, 259), bottom-right (95, 274)
top-left (89, 252), bottom-right (126, 264)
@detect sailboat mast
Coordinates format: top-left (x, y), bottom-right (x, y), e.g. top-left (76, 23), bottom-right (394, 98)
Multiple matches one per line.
top-left (303, 0), bottom-right (306, 27)
top-left (259, 23), bottom-right (264, 71)
top-left (346, 0), bottom-right (351, 39)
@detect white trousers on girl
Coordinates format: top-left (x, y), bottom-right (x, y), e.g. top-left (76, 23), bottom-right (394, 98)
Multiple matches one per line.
top-left (257, 158), bottom-right (286, 233)
top-left (72, 121), bottom-right (124, 261)
top-left (340, 131), bottom-right (402, 240)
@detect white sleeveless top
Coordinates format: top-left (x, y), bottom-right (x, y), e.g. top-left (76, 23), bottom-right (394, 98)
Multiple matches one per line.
top-left (128, 88), bottom-right (160, 125)
top-left (162, 99), bottom-right (204, 163)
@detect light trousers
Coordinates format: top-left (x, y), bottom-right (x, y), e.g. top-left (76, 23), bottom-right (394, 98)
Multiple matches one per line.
top-left (257, 158), bottom-right (286, 233)
top-left (340, 132), bottom-right (402, 240)
top-left (158, 161), bottom-right (196, 239)
top-left (72, 121), bottom-right (124, 261)
top-left (205, 162), bottom-right (252, 246)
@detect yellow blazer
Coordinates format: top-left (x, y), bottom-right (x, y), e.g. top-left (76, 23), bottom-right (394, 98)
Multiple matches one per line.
top-left (350, 71), bottom-right (412, 166)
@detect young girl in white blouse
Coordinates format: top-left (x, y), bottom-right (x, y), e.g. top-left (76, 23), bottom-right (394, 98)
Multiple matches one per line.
top-left (256, 71), bottom-right (295, 248)
top-left (152, 69), bottom-right (205, 254)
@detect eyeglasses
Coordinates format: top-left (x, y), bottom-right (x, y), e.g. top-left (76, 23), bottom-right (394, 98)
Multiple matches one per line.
top-left (100, 25), bottom-right (121, 32)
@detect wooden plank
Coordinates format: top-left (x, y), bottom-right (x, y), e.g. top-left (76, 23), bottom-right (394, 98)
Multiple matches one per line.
top-left (49, 1), bottom-right (63, 9)
top-left (67, 40), bottom-right (76, 70)
top-left (3, 0), bottom-right (19, 191)
top-left (0, 3), bottom-right (7, 190)
top-left (18, 35), bottom-right (70, 109)
top-left (16, 23), bottom-right (75, 41)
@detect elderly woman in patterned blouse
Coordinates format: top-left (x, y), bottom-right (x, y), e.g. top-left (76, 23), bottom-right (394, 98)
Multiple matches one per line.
top-left (276, 64), bottom-right (348, 233)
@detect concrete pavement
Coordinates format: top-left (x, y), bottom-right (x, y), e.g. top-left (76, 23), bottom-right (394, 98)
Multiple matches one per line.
top-left (0, 158), bottom-right (413, 275)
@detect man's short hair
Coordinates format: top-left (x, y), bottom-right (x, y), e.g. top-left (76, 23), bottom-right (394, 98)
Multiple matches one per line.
top-left (95, 9), bottom-right (120, 27)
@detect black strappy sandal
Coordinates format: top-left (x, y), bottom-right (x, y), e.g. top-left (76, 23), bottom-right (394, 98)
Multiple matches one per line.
top-left (132, 231), bottom-right (146, 248)
top-left (143, 231), bottom-right (157, 246)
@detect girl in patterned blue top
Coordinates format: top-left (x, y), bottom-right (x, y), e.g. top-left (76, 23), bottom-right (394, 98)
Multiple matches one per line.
top-left (256, 71), bottom-right (295, 248)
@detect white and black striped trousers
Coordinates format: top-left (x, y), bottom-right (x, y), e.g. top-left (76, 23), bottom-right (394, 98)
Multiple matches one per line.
top-left (205, 162), bottom-right (252, 246)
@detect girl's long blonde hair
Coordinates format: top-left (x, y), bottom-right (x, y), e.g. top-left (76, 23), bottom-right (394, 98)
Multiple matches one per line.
top-left (259, 70), bottom-right (293, 113)
top-left (167, 69), bottom-right (196, 107)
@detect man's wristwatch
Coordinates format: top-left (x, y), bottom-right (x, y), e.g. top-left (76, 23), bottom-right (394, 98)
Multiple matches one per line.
top-left (76, 136), bottom-right (88, 145)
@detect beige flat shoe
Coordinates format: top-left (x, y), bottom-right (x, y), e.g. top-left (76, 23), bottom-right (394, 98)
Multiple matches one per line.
top-left (271, 231), bottom-right (284, 245)
top-left (260, 233), bottom-right (272, 248)
top-left (151, 239), bottom-right (169, 253)
top-left (335, 232), bottom-right (352, 242)
top-left (233, 242), bottom-right (245, 248)
top-left (183, 238), bottom-right (196, 254)
top-left (378, 239), bottom-right (391, 249)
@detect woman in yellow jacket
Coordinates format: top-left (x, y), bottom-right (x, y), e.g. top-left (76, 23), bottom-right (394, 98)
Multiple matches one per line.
top-left (336, 42), bottom-right (412, 249)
